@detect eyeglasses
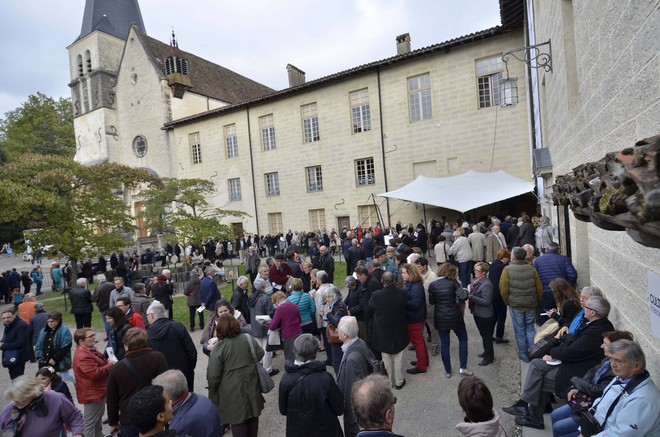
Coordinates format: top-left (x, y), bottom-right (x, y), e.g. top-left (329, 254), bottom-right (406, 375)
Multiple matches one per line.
top-left (85, 334), bottom-right (96, 339)
top-left (583, 306), bottom-right (599, 314)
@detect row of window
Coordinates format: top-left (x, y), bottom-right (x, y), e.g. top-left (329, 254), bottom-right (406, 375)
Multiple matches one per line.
top-left (227, 158), bottom-right (375, 201)
top-left (76, 51), bottom-right (92, 77)
top-left (266, 204), bottom-right (378, 235)
top-left (188, 55), bottom-right (503, 163)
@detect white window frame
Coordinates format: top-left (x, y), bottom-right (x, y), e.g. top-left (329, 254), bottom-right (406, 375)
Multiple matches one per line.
top-left (302, 103), bottom-right (320, 143)
top-left (189, 132), bottom-right (202, 165)
top-left (476, 56), bottom-right (504, 108)
top-left (225, 124), bottom-right (238, 158)
top-left (228, 178), bottom-right (241, 201)
top-left (355, 157), bottom-right (375, 187)
top-left (306, 166), bottom-right (323, 192)
top-left (260, 114), bottom-right (276, 151)
top-left (268, 212), bottom-right (283, 235)
top-left (265, 172), bottom-right (280, 197)
top-left (350, 89), bottom-right (371, 133)
top-left (407, 73), bottom-right (432, 122)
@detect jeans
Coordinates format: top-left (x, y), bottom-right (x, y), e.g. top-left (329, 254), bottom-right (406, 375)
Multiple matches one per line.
top-left (509, 308), bottom-right (536, 361)
top-left (551, 403), bottom-right (579, 437)
top-left (458, 261), bottom-right (471, 287)
top-left (438, 325), bottom-right (468, 373)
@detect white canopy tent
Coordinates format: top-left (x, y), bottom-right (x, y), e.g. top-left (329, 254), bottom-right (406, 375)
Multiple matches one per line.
top-left (379, 170), bottom-right (535, 213)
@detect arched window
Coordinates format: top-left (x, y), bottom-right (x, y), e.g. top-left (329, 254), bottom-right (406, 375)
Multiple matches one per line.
top-left (77, 55), bottom-right (83, 77)
top-left (85, 50), bottom-right (92, 73)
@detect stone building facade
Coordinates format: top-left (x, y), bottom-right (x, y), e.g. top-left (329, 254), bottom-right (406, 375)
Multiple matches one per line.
top-left (530, 0), bottom-right (660, 372)
top-left (69, 0), bottom-right (533, 237)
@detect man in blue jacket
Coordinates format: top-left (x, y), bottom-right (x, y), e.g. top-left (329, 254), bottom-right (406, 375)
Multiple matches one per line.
top-left (199, 266), bottom-right (221, 312)
top-left (533, 242), bottom-right (577, 325)
top-left (153, 369), bottom-right (225, 436)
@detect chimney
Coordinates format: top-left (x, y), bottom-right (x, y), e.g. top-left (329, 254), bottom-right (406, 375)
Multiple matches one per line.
top-left (396, 33), bottom-right (411, 55)
top-left (286, 64), bottom-right (306, 87)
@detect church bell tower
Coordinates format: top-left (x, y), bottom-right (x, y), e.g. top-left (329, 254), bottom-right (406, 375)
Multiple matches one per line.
top-left (67, 0), bottom-right (146, 165)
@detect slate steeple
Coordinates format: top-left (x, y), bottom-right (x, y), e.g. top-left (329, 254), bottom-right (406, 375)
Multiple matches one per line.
top-left (76, 0), bottom-right (146, 42)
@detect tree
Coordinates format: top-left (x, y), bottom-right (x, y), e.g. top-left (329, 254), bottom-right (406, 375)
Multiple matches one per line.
top-left (0, 154), bottom-right (160, 283)
top-left (0, 93), bottom-right (74, 162)
top-left (139, 178), bottom-right (248, 244)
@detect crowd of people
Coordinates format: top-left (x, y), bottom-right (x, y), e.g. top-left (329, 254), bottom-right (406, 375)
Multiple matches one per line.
top-left (1, 213), bottom-right (659, 436)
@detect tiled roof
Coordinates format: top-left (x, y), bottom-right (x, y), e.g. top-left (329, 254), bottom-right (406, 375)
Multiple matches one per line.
top-left (75, 0), bottom-right (146, 43)
top-left (141, 34), bottom-right (275, 104)
top-left (165, 24), bottom-right (518, 128)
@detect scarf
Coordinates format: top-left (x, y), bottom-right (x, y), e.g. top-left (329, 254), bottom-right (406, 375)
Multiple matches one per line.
top-left (569, 309), bottom-right (584, 334)
top-left (11, 395), bottom-right (47, 437)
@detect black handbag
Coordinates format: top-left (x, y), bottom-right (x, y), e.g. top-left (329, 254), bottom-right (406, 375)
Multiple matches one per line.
top-left (526, 334), bottom-right (560, 361)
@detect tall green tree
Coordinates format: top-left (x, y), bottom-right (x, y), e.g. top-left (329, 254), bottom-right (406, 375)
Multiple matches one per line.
top-left (0, 93), bottom-right (74, 162)
top-left (0, 154), bottom-right (160, 283)
top-left (139, 178), bottom-right (247, 244)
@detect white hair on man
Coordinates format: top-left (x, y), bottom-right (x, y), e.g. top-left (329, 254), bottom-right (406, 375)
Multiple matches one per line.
top-left (76, 278), bottom-right (88, 287)
top-left (152, 369), bottom-right (188, 400)
top-left (338, 315), bottom-right (359, 338)
top-left (147, 301), bottom-right (167, 320)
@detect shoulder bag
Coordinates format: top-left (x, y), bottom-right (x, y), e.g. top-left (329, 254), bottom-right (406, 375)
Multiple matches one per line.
top-left (526, 334), bottom-right (560, 361)
top-left (2, 349), bottom-right (19, 368)
top-left (244, 333), bottom-right (274, 393)
top-left (327, 324), bottom-right (343, 344)
top-left (580, 371), bottom-right (650, 437)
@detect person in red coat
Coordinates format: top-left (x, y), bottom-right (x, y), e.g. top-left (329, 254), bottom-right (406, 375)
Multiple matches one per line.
top-left (116, 297), bottom-right (145, 329)
top-left (72, 327), bottom-right (114, 437)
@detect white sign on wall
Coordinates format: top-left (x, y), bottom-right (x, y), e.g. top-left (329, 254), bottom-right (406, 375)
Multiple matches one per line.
top-left (648, 270), bottom-right (660, 339)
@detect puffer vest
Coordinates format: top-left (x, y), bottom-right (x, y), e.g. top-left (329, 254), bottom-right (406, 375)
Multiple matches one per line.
top-left (505, 261), bottom-right (538, 310)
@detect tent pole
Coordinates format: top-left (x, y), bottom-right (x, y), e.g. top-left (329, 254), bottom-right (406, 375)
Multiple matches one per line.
top-left (423, 204), bottom-right (427, 229)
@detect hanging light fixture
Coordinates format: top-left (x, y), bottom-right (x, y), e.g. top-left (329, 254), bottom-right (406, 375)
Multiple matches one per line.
top-left (499, 40), bottom-right (553, 107)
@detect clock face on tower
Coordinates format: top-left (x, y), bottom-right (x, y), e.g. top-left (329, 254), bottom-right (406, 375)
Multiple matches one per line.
top-left (132, 135), bottom-right (148, 158)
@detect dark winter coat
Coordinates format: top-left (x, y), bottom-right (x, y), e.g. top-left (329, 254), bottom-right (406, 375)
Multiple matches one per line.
top-left (147, 317), bottom-right (198, 392)
top-left (428, 277), bottom-right (468, 331)
top-left (405, 281), bottom-right (427, 323)
top-left (91, 281), bottom-right (114, 311)
top-left (549, 317), bottom-right (614, 396)
top-left (231, 286), bottom-right (250, 321)
top-left (199, 276), bottom-right (221, 311)
top-left (369, 285), bottom-right (409, 354)
top-left (279, 361), bottom-right (344, 437)
top-left (1, 317), bottom-right (30, 367)
top-left (248, 291), bottom-right (275, 338)
top-left (570, 357), bottom-right (616, 399)
top-left (106, 348), bottom-right (168, 427)
top-left (516, 221), bottom-right (535, 247)
top-left (150, 280), bottom-right (174, 310)
top-left (69, 287), bottom-right (93, 315)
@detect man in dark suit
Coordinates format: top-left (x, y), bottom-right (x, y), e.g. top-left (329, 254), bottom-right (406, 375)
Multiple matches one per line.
top-left (503, 295), bottom-right (615, 430)
top-left (369, 272), bottom-right (409, 389)
top-left (337, 316), bottom-right (374, 437)
top-left (244, 246), bottom-right (261, 289)
top-left (318, 245), bottom-right (335, 283)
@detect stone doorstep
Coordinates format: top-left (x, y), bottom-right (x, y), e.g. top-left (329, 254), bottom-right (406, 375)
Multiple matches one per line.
top-left (520, 360), bottom-right (553, 437)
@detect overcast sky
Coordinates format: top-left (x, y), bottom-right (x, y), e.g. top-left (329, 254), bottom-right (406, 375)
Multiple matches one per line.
top-left (0, 0), bottom-right (502, 117)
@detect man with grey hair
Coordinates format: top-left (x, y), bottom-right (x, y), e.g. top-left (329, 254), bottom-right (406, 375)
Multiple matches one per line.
top-left (500, 246), bottom-right (542, 362)
top-left (146, 302), bottom-right (197, 392)
top-left (109, 277), bottom-right (134, 308)
top-left (231, 275), bottom-right (250, 320)
top-left (152, 369), bottom-right (224, 436)
top-left (504, 295), bottom-right (614, 429)
top-left (69, 277), bottom-right (93, 328)
top-left (555, 286), bottom-right (603, 338)
top-left (347, 238), bottom-right (364, 277)
top-left (337, 316), bottom-right (375, 437)
top-left (351, 374), bottom-right (402, 436)
top-left (91, 273), bottom-right (114, 340)
top-left (199, 266), bottom-right (221, 312)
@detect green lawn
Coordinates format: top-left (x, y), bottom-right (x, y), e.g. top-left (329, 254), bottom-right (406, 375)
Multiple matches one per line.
top-left (34, 261), bottom-right (348, 330)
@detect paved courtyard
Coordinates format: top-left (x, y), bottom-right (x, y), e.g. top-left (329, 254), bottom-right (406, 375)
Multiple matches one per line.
top-left (0, 253), bottom-right (530, 436)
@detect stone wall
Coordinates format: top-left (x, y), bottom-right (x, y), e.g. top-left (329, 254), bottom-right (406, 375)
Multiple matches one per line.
top-left (533, 0), bottom-right (660, 373)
